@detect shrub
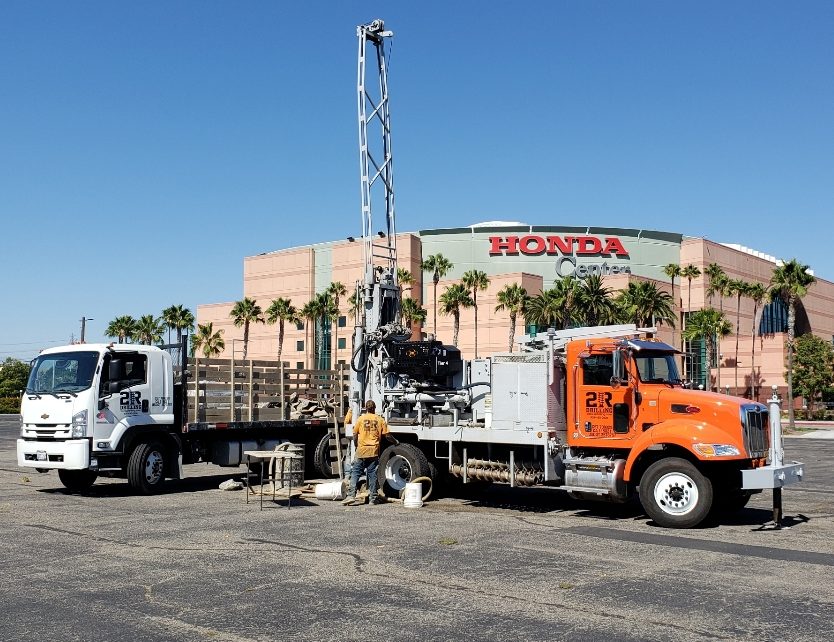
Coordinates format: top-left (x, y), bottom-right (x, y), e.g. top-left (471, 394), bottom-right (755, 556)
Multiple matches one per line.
top-left (0, 397), bottom-right (22, 414)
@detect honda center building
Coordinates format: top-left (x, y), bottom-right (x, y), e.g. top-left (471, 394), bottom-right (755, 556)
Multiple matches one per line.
top-left (198, 222), bottom-right (834, 401)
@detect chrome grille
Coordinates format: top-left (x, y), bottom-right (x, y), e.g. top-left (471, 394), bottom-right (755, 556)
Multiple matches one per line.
top-left (741, 404), bottom-right (769, 458)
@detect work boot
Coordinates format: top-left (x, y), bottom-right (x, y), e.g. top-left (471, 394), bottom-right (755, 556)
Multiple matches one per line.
top-left (370, 496), bottom-right (385, 505)
top-left (341, 495), bottom-right (357, 505)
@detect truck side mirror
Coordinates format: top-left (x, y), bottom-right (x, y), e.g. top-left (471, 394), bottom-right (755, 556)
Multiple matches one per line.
top-left (109, 359), bottom-right (124, 382)
top-left (611, 349), bottom-right (627, 386)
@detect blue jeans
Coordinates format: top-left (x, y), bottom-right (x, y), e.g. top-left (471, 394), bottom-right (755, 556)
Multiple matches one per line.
top-left (348, 457), bottom-right (379, 501)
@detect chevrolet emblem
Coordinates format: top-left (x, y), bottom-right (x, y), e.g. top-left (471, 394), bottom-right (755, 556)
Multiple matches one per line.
top-left (41, 413), bottom-right (49, 419)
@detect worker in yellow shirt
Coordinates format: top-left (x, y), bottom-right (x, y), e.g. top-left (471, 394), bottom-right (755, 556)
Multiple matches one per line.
top-left (342, 400), bottom-right (397, 506)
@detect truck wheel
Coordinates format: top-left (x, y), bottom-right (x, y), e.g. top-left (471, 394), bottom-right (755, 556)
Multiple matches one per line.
top-left (58, 469), bottom-right (98, 492)
top-left (378, 443), bottom-right (433, 498)
top-left (127, 441), bottom-right (167, 494)
top-left (313, 433), bottom-right (335, 478)
top-left (639, 457), bottom-right (713, 528)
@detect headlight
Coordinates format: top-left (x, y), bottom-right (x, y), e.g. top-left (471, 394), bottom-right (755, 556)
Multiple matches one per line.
top-left (71, 410), bottom-right (88, 438)
top-left (693, 443), bottom-right (740, 457)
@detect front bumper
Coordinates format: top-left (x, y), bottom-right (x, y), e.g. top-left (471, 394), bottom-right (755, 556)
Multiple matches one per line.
top-left (742, 461), bottom-right (804, 489)
top-left (17, 439), bottom-right (91, 470)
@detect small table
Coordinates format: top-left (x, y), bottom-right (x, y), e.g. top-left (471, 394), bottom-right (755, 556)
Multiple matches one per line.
top-left (243, 447), bottom-right (304, 510)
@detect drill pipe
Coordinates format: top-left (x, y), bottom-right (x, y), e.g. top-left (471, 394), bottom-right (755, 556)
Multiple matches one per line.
top-left (450, 460), bottom-right (544, 486)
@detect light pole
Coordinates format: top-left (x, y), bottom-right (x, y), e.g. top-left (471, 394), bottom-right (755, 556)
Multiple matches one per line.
top-left (80, 317), bottom-right (94, 343)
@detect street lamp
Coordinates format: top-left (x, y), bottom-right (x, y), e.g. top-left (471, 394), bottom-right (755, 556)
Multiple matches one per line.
top-left (80, 317), bottom-right (94, 343)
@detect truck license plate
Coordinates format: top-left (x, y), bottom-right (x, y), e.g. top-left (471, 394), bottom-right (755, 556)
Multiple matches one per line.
top-left (36, 450), bottom-right (47, 462)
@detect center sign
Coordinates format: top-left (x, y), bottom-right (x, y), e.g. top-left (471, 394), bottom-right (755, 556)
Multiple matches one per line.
top-left (488, 235), bottom-right (632, 279)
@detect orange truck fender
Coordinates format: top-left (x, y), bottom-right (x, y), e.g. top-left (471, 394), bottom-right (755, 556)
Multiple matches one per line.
top-left (623, 420), bottom-right (748, 482)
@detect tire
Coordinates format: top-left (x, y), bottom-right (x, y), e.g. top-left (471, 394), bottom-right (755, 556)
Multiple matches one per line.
top-left (378, 443), bottom-right (433, 498)
top-left (127, 441), bottom-right (167, 494)
top-left (639, 457), bottom-right (713, 528)
top-left (313, 433), bottom-right (335, 478)
top-left (58, 469), bottom-right (98, 492)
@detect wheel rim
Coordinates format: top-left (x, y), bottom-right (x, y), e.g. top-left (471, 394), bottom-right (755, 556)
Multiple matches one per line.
top-left (384, 454), bottom-right (412, 491)
top-left (144, 449), bottom-right (163, 484)
top-left (653, 471), bottom-right (699, 515)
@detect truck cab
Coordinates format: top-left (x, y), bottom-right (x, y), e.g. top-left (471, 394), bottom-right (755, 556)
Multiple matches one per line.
top-left (564, 336), bottom-right (788, 527)
top-left (17, 343), bottom-right (177, 491)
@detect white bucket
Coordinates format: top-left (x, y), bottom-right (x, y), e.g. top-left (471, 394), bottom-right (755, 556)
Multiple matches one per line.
top-left (403, 481), bottom-right (423, 508)
top-left (315, 480), bottom-right (345, 501)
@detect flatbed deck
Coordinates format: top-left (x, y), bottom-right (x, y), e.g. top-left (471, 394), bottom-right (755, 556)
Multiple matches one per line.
top-left (184, 418), bottom-right (331, 432)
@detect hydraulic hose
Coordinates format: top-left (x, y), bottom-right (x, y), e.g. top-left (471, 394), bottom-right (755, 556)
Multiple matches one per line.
top-left (394, 475), bottom-right (433, 502)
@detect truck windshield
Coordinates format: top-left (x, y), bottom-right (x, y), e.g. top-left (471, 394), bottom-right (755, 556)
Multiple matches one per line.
top-left (26, 351), bottom-right (100, 394)
top-left (633, 353), bottom-right (681, 385)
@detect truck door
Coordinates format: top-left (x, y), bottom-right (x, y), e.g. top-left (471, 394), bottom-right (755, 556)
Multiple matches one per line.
top-left (95, 352), bottom-right (151, 443)
top-left (573, 352), bottom-right (633, 442)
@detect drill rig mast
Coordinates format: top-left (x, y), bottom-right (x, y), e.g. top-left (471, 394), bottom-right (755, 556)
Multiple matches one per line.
top-left (350, 20), bottom-right (467, 425)
top-left (351, 19), bottom-right (410, 415)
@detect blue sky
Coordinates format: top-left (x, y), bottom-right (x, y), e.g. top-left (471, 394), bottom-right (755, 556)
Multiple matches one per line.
top-left (1, 1), bottom-right (832, 359)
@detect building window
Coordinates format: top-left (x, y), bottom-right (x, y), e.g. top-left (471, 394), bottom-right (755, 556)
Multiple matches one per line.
top-left (338, 338), bottom-right (346, 349)
top-left (296, 340), bottom-right (304, 351)
top-left (296, 362), bottom-right (304, 369)
top-left (296, 321), bottom-right (304, 330)
top-left (338, 315), bottom-right (347, 328)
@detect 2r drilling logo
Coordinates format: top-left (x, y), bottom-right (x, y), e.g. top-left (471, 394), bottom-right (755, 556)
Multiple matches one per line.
top-left (120, 391), bottom-right (143, 413)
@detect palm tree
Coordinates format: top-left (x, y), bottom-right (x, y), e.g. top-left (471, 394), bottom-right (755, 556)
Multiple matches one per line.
top-left (728, 279), bottom-right (750, 395)
top-left (316, 292), bottom-right (339, 369)
top-left (550, 276), bottom-right (583, 329)
top-left (438, 283), bottom-right (473, 347)
top-left (265, 298), bottom-right (298, 364)
top-left (615, 282), bottom-right (675, 329)
top-left (663, 263), bottom-right (682, 352)
top-left (683, 308), bottom-right (731, 391)
top-left (134, 315), bottom-right (165, 345)
top-left (461, 270), bottom-right (490, 358)
top-left (229, 297), bottom-right (264, 360)
top-left (191, 322), bottom-right (226, 359)
top-left (526, 288), bottom-right (563, 331)
top-left (105, 315), bottom-right (136, 344)
top-left (396, 267), bottom-right (414, 296)
top-left (747, 282), bottom-right (767, 400)
top-left (704, 263), bottom-right (728, 311)
top-left (161, 305), bottom-right (194, 347)
top-left (300, 300), bottom-right (318, 369)
top-left (495, 284), bottom-right (529, 352)
top-left (577, 274), bottom-right (615, 326)
top-left (421, 254), bottom-right (453, 336)
top-left (681, 264), bottom-right (702, 377)
top-left (327, 282), bottom-right (347, 365)
top-left (769, 258), bottom-right (816, 429)
top-left (401, 297), bottom-right (427, 335)
top-left (347, 291), bottom-right (361, 321)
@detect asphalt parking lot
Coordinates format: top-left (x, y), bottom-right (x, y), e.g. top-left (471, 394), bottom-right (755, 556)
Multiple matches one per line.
top-left (1, 415), bottom-right (832, 642)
